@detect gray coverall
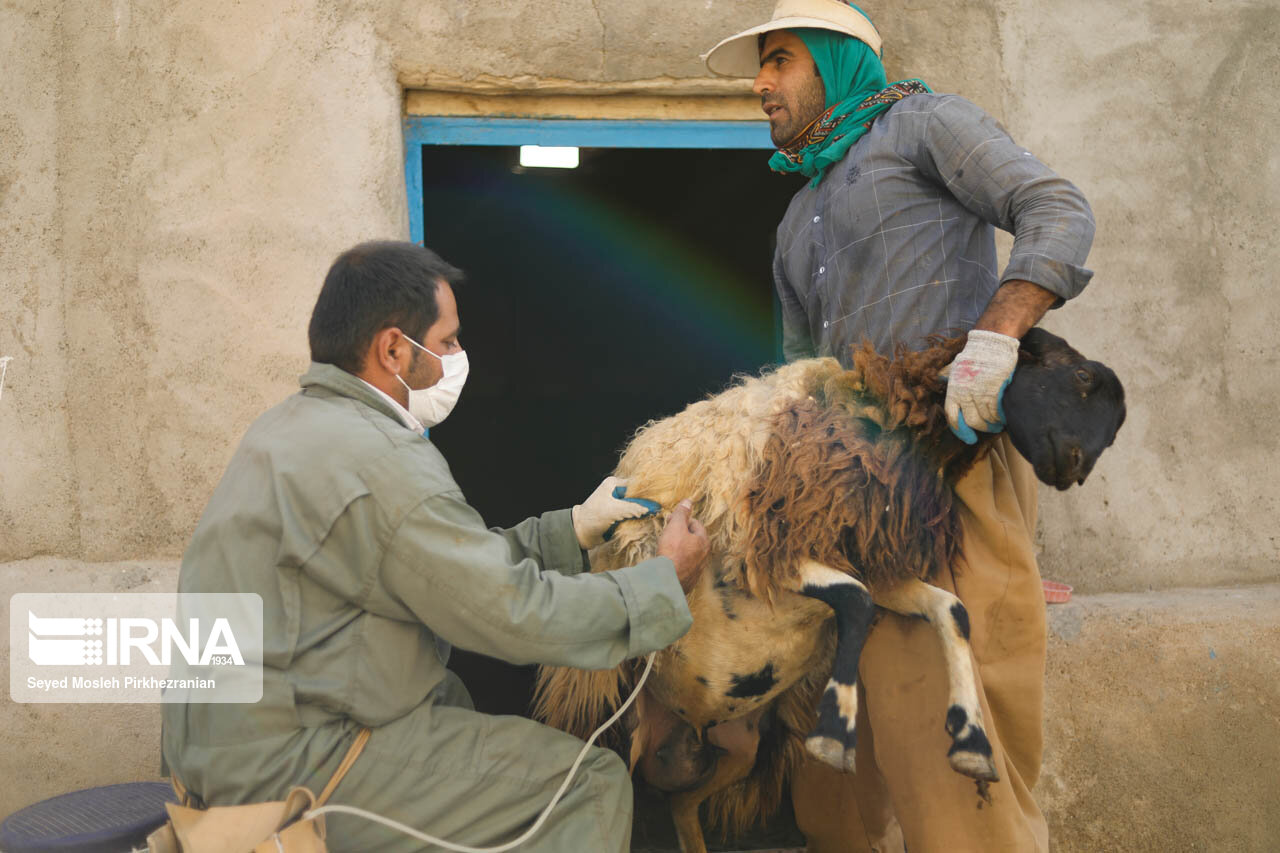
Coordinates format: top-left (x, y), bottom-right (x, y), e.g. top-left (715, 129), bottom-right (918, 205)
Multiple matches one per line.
top-left (162, 362), bottom-right (693, 852)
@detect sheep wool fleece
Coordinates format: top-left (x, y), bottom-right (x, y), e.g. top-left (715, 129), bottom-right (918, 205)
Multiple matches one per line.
top-left (161, 362), bottom-right (694, 853)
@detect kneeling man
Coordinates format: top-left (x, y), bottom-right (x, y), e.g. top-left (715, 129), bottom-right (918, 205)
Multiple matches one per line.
top-left (162, 240), bottom-right (709, 852)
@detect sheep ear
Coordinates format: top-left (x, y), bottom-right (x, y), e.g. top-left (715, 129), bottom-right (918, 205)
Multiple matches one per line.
top-left (1019, 327), bottom-right (1084, 368)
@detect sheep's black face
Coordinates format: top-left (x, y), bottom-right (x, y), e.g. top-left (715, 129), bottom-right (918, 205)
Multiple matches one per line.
top-left (1002, 329), bottom-right (1127, 491)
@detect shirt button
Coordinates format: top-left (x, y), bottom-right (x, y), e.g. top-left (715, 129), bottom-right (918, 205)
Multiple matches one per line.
top-left (823, 320), bottom-right (829, 329)
top-left (813, 215), bottom-right (821, 223)
top-left (819, 266), bottom-right (826, 274)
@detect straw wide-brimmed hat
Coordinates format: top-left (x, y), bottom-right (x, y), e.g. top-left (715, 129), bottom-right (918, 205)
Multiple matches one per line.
top-left (702, 0), bottom-right (883, 78)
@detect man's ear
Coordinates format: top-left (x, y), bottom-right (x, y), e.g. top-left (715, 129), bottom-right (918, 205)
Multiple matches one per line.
top-left (366, 327), bottom-right (404, 377)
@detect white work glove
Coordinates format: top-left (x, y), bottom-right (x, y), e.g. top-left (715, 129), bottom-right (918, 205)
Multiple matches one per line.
top-left (943, 330), bottom-right (1020, 445)
top-left (572, 476), bottom-right (654, 549)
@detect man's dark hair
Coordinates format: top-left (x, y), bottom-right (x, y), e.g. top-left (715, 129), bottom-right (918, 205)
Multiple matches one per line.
top-left (757, 32), bottom-right (823, 78)
top-left (308, 241), bottom-right (464, 374)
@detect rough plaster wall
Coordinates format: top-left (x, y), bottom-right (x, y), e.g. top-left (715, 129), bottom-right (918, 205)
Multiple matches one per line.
top-left (0, 0), bottom-right (408, 562)
top-left (0, 0), bottom-right (1276, 588)
top-left (0, 558), bottom-right (173, 821)
top-left (998, 0), bottom-right (1280, 591)
top-left (1039, 585), bottom-right (1280, 850)
top-left (383, 0), bottom-right (780, 85)
top-left (0, 4), bottom-right (79, 559)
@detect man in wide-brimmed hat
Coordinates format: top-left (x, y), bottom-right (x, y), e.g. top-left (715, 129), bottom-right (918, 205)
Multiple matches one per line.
top-left (705, 1), bottom-right (1097, 850)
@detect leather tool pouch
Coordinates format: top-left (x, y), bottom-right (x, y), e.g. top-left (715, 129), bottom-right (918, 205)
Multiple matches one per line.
top-left (147, 728), bottom-right (371, 853)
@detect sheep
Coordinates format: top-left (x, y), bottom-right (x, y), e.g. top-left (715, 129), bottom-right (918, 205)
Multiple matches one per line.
top-left (533, 327), bottom-right (1125, 853)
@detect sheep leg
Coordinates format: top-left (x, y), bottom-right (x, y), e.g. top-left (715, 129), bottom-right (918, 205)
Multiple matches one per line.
top-left (796, 560), bottom-right (875, 773)
top-left (872, 577), bottom-right (1000, 782)
top-left (669, 709), bottom-right (764, 853)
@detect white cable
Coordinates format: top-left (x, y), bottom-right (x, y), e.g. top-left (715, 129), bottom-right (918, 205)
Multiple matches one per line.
top-left (305, 650), bottom-right (656, 853)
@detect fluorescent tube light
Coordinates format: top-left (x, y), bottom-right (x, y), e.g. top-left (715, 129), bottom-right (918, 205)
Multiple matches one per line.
top-left (519, 145), bottom-right (580, 169)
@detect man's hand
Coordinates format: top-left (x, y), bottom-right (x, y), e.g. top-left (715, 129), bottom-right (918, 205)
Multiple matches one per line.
top-left (572, 476), bottom-right (653, 549)
top-left (657, 500), bottom-right (710, 594)
top-left (943, 330), bottom-right (1020, 444)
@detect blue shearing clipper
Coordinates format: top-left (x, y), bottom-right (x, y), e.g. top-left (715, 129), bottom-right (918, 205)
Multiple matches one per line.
top-left (602, 485), bottom-right (662, 542)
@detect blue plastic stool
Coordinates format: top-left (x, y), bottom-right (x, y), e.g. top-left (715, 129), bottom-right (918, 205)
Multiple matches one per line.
top-left (0, 782), bottom-right (176, 853)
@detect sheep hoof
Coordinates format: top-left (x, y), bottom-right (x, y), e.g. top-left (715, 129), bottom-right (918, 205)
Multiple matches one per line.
top-left (802, 679), bottom-right (860, 772)
top-left (805, 735), bottom-right (847, 771)
top-left (948, 747), bottom-right (1000, 782)
top-left (804, 734), bottom-right (857, 772)
top-left (944, 704), bottom-right (1000, 782)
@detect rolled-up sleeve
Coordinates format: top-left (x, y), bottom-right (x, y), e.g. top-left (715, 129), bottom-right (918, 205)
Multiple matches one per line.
top-left (911, 96), bottom-right (1096, 303)
top-left (377, 491), bottom-right (693, 669)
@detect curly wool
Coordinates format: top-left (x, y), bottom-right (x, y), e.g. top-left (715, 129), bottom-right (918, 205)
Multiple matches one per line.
top-left (738, 337), bottom-right (990, 600)
top-left (535, 337), bottom-right (1000, 835)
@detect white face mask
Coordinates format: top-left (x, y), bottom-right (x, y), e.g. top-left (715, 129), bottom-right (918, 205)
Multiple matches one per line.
top-left (395, 334), bottom-right (469, 428)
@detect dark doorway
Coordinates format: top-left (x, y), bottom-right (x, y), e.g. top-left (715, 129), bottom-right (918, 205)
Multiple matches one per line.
top-left (419, 143), bottom-right (806, 850)
top-left (419, 144), bottom-right (800, 715)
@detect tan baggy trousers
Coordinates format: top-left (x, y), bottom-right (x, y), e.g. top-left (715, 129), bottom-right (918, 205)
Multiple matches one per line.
top-left (792, 434), bottom-right (1049, 853)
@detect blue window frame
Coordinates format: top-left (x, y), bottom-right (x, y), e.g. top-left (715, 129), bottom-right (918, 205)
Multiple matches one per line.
top-left (402, 116), bottom-right (773, 244)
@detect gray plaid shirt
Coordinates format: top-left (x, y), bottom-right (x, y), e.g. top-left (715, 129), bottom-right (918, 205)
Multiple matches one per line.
top-left (773, 93), bottom-right (1095, 362)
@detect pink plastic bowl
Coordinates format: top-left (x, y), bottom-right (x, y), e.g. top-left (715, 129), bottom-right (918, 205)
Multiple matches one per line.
top-left (1042, 580), bottom-right (1073, 604)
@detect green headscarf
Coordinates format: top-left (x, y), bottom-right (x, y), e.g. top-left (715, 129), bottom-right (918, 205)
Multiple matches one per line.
top-left (769, 16), bottom-right (931, 187)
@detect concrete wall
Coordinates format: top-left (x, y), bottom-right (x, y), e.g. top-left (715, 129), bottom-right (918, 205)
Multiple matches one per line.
top-left (1014, 1), bottom-right (1280, 594)
top-left (1, 0), bottom-right (408, 563)
top-left (0, 559), bottom-right (170, 821)
top-left (2, 0), bottom-right (1277, 846)
top-left (1039, 584), bottom-right (1280, 851)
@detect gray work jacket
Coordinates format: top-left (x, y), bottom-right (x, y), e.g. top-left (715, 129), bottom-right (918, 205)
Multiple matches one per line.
top-left (162, 362), bottom-right (691, 799)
